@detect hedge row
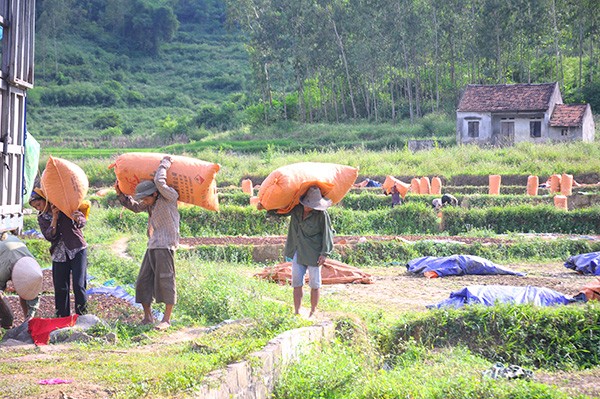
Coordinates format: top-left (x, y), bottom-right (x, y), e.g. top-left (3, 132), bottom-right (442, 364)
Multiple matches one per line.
top-left (442, 205), bottom-right (600, 235)
top-left (339, 237), bottom-right (599, 265)
top-left (95, 189), bottom-right (599, 212)
top-left (103, 203), bottom-right (600, 237)
top-left (217, 191), bottom-right (561, 210)
top-left (175, 236), bottom-right (600, 265)
top-left (383, 303), bottom-right (600, 370)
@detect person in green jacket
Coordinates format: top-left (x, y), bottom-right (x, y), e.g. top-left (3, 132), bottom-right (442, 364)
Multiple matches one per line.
top-left (0, 233), bottom-right (43, 329)
top-left (259, 186), bottom-right (334, 317)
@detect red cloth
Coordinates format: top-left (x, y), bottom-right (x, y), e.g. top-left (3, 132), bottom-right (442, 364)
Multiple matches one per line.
top-left (28, 315), bottom-right (78, 345)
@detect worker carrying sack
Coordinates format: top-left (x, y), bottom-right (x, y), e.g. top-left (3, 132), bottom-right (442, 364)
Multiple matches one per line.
top-left (109, 152), bottom-right (220, 211)
top-left (382, 175), bottom-right (410, 199)
top-left (258, 162), bottom-right (358, 213)
top-left (41, 156), bottom-right (89, 220)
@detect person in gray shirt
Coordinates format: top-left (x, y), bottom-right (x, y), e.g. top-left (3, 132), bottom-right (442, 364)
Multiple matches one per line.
top-left (0, 233), bottom-right (43, 329)
top-left (115, 156), bottom-right (180, 331)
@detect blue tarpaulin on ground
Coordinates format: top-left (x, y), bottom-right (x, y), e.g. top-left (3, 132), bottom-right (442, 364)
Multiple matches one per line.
top-left (428, 285), bottom-right (574, 309)
top-left (564, 252), bottom-right (600, 275)
top-left (407, 255), bottom-right (526, 277)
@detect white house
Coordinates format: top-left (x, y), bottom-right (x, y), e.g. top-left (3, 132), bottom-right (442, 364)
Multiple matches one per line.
top-left (456, 82), bottom-right (595, 146)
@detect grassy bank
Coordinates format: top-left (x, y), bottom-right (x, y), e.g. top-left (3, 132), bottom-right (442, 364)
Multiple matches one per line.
top-left (40, 141), bottom-right (600, 188)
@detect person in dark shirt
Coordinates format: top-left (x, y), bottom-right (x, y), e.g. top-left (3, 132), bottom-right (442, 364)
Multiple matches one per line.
top-left (390, 185), bottom-right (402, 207)
top-left (258, 186), bottom-right (334, 318)
top-left (29, 189), bottom-right (88, 317)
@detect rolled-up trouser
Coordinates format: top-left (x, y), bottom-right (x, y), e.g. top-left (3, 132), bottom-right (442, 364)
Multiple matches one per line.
top-left (0, 295), bottom-right (14, 329)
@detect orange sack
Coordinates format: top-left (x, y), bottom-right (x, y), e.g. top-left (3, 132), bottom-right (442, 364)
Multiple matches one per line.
top-left (527, 175), bottom-right (539, 196)
top-left (489, 174), bottom-right (501, 195)
top-left (41, 156), bottom-right (89, 220)
top-left (550, 174), bottom-right (561, 193)
top-left (109, 152), bottom-right (220, 211)
top-left (554, 195), bottom-right (568, 210)
top-left (419, 176), bottom-right (431, 194)
top-left (410, 178), bottom-right (421, 194)
top-left (241, 179), bottom-right (253, 195)
top-left (258, 162), bottom-right (358, 213)
top-left (431, 176), bottom-right (442, 195)
top-left (382, 176), bottom-right (410, 199)
top-left (561, 173), bottom-right (573, 196)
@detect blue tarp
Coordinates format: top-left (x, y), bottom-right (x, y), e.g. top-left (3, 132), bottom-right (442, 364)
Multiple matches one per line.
top-left (407, 255), bottom-right (526, 277)
top-left (428, 285), bottom-right (574, 309)
top-left (564, 252), bottom-right (600, 275)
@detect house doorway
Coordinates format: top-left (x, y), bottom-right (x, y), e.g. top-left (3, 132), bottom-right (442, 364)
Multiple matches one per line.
top-left (495, 120), bottom-right (515, 146)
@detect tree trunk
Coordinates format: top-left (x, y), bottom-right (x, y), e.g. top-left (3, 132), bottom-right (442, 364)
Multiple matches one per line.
top-left (330, 15), bottom-right (358, 119)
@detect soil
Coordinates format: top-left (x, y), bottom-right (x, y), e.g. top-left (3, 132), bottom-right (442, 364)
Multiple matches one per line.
top-left (2, 234), bottom-right (600, 398)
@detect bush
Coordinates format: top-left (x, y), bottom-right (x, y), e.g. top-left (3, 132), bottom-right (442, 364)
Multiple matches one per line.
top-left (443, 205), bottom-right (600, 235)
top-left (384, 303), bottom-right (600, 370)
top-left (93, 111), bottom-right (122, 130)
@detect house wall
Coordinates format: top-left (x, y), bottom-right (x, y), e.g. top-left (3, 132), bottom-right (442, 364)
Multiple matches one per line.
top-left (582, 105), bottom-right (596, 142)
top-left (547, 105), bottom-right (595, 143)
top-left (490, 113), bottom-right (548, 144)
top-left (456, 112), bottom-right (492, 144)
top-left (548, 126), bottom-right (582, 141)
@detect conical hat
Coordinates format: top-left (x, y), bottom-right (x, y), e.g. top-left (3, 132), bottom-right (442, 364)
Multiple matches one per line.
top-left (12, 257), bottom-right (43, 300)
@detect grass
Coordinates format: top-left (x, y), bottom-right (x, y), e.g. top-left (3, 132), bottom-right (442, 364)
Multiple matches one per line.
top-left (38, 141), bottom-right (600, 188)
top-left (8, 142), bottom-right (600, 397)
top-left (273, 327), bottom-right (585, 399)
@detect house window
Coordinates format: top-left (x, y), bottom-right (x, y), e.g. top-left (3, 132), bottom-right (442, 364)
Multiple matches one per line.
top-left (467, 121), bottom-right (479, 138)
top-left (530, 121), bottom-right (542, 138)
top-left (561, 128), bottom-right (569, 136)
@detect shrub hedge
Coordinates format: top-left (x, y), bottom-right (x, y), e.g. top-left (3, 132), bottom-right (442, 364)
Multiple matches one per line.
top-left (383, 303), bottom-right (600, 370)
top-left (442, 205), bottom-right (600, 235)
top-left (103, 202), bottom-right (600, 236)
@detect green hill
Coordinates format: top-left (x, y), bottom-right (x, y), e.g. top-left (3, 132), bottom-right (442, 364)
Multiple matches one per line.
top-left (27, 0), bottom-right (249, 143)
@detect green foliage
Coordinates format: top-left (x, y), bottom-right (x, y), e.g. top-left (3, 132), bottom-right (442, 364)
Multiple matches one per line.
top-left (443, 205), bottom-right (600, 235)
top-left (183, 245), bottom-right (254, 264)
top-left (339, 237), bottom-right (600, 265)
top-left (175, 257), bottom-right (296, 324)
top-left (274, 333), bottom-right (573, 399)
top-left (384, 304), bottom-right (600, 370)
top-left (330, 204), bottom-right (440, 235)
top-left (273, 339), bottom-right (365, 399)
top-left (93, 111), bottom-right (122, 130)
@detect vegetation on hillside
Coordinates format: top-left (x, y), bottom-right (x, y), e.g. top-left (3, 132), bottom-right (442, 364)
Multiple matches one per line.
top-left (29, 0), bottom-right (599, 148)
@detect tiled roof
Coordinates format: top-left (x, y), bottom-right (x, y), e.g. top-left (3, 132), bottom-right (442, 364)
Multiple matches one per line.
top-left (457, 83), bottom-right (557, 112)
top-left (549, 104), bottom-right (588, 127)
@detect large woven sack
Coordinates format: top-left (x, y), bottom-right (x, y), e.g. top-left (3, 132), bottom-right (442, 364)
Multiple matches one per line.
top-left (382, 175), bottom-right (410, 199)
top-left (258, 162), bottom-right (358, 213)
top-left (109, 153), bottom-right (220, 211)
top-left (41, 156), bottom-right (89, 220)
top-left (431, 177), bottom-right (442, 195)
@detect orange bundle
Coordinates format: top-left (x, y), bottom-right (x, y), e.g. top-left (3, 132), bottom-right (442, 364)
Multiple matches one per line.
top-left (382, 176), bottom-right (410, 199)
top-left (109, 152), bottom-right (220, 211)
top-left (41, 157), bottom-right (89, 220)
top-left (258, 162), bottom-right (358, 213)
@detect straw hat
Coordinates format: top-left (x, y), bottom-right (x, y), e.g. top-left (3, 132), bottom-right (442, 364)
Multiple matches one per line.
top-left (12, 257), bottom-right (43, 300)
top-left (300, 186), bottom-right (332, 211)
top-left (134, 180), bottom-right (157, 200)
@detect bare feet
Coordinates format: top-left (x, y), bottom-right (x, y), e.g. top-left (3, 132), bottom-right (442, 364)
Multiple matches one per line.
top-left (154, 321), bottom-right (170, 331)
top-left (140, 318), bottom-right (155, 326)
